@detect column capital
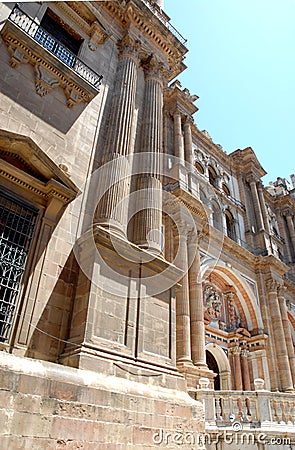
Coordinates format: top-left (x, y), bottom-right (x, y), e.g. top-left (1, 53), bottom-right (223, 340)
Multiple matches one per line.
top-left (277, 284), bottom-right (287, 299)
top-left (266, 279), bottom-right (280, 293)
top-left (230, 345), bottom-right (241, 355)
top-left (224, 291), bottom-right (235, 300)
top-left (282, 208), bottom-right (294, 219)
top-left (142, 54), bottom-right (165, 82)
top-left (187, 229), bottom-right (201, 247)
top-left (245, 173), bottom-right (259, 185)
top-left (174, 220), bottom-right (192, 238)
top-left (240, 348), bottom-right (249, 358)
top-left (117, 32), bottom-right (140, 64)
top-left (183, 115), bottom-right (194, 127)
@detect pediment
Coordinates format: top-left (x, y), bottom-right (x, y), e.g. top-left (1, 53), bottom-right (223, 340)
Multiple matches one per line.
top-left (0, 129), bottom-right (79, 196)
top-left (0, 130), bottom-right (80, 204)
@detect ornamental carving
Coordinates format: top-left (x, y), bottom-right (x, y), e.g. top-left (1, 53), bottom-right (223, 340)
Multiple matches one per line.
top-left (34, 65), bottom-right (60, 97)
top-left (203, 285), bottom-right (241, 331)
top-left (204, 285), bottom-right (222, 320)
top-left (141, 54), bottom-right (165, 81)
top-left (117, 32), bottom-right (140, 61)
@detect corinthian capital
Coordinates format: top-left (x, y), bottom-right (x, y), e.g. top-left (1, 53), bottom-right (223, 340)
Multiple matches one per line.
top-left (245, 173), bottom-right (259, 185)
top-left (277, 284), bottom-right (287, 299)
top-left (142, 54), bottom-right (165, 81)
top-left (282, 208), bottom-right (294, 219)
top-left (117, 32), bottom-right (140, 63)
top-left (266, 279), bottom-right (280, 293)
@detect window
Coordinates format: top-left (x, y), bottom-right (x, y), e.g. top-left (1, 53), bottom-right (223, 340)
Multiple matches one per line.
top-left (0, 189), bottom-right (38, 342)
top-left (195, 162), bottom-right (204, 174)
top-left (208, 165), bottom-right (218, 188)
top-left (225, 210), bottom-right (236, 241)
top-left (222, 183), bottom-right (230, 196)
top-left (35, 9), bottom-right (83, 67)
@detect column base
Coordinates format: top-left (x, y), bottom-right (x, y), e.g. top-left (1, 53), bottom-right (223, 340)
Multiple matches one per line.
top-left (177, 363), bottom-right (215, 392)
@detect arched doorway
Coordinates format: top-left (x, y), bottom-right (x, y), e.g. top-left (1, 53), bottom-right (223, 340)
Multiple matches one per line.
top-left (206, 343), bottom-right (232, 390)
top-left (206, 350), bottom-right (220, 390)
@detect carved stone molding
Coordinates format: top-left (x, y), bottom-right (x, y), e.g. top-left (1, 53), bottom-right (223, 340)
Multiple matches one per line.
top-left (34, 65), bottom-right (60, 97)
top-left (266, 279), bottom-right (280, 293)
top-left (117, 32), bottom-right (141, 64)
top-left (141, 54), bottom-right (165, 82)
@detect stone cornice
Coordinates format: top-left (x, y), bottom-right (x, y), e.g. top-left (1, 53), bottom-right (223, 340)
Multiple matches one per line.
top-left (255, 254), bottom-right (289, 276)
top-left (165, 80), bottom-right (198, 117)
top-left (229, 147), bottom-right (267, 179)
top-left (192, 125), bottom-right (231, 170)
top-left (100, 0), bottom-right (187, 81)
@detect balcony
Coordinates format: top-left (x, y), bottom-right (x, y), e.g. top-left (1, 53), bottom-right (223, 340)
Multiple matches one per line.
top-left (1, 6), bottom-right (103, 107)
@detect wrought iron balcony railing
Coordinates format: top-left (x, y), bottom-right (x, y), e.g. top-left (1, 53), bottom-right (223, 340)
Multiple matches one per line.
top-left (7, 5), bottom-right (103, 90)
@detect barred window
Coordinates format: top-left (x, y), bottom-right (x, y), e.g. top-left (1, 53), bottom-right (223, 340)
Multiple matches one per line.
top-left (0, 189), bottom-right (38, 342)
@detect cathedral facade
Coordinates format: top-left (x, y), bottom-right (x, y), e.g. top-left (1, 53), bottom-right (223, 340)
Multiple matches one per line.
top-left (0, 1), bottom-right (295, 448)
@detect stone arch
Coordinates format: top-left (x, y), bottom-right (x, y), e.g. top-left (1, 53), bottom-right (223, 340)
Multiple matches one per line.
top-left (200, 262), bottom-right (262, 332)
top-left (206, 342), bottom-right (231, 390)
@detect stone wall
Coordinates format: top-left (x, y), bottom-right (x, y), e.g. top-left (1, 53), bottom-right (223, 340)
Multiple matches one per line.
top-left (0, 352), bottom-right (204, 449)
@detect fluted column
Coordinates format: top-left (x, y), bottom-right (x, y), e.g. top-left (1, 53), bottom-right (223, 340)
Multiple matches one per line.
top-left (183, 117), bottom-right (194, 166)
top-left (285, 210), bottom-right (295, 253)
top-left (248, 175), bottom-right (264, 232)
top-left (95, 33), bottom-right (139, 237)
top-left (278, 285), bottom-right (295, 387)
top-left (267, 280), bottom-right (293, 391)
top-left (188, 231), bottom-right (206, 367)
top-left (173, 111), bottom-right (184, 163)
top-left (257, 182), bottom-right (270, 234)
top-left (241, 348), bottom-right (251, 390)
top-left (133, 55), bottom-right (164, 254)
top-left (232, 346), bottom-right (243, 390)
top-left (278, 209), bottom-right (293, 262)
top-left (175, 223), bottom-right (192, 364)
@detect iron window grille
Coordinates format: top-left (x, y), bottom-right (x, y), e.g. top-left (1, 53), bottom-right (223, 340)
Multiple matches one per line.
top-left (0, 189), bottom-right (38, 342)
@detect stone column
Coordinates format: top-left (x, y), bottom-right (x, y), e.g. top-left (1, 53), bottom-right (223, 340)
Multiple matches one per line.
top-left (95, 33), bottom-right (139, 238)
top-left (240, 348), bottom-right (251, 390)
top-left (173, 111), bottom-right (184, 163)
top-left (133, 55), bottom-right (164, 254)
top-left (174, 223), bottom-right (192, 364)
top-left (188, 231), bottom-right (206, 367)
top-left (285, 210), bottom-right (295, 253)
top-left (257, 182), bottom-right (270, 234)
top-left (232, 346), bottom-right (243, 390)
top-left (183, 116), bottom-right (194, 166)
top-left (278, 209), bottom-right (293, 262)
top-left (248, 175), bottom-right (264, 232)
top-left (278, 285), bottom-right (295, 387)
top-left (267, 280), bottom-right (293, 391)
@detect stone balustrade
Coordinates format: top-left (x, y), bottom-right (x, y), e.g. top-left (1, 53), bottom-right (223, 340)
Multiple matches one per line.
top-left (195, 389), bottom-right (295, 429)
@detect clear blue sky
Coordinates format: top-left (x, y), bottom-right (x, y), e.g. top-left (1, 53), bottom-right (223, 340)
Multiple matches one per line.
top-left (165, 0), bottom-right (294, 185)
